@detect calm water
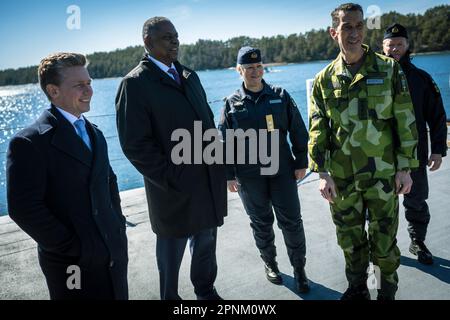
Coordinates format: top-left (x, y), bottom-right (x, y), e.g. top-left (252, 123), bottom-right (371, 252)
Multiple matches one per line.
top-left (1, 53), bottom-right (449, 215)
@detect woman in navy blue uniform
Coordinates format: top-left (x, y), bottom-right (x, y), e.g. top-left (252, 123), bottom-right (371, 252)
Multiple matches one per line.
top-left (219, 47), bottom-right (310, 293)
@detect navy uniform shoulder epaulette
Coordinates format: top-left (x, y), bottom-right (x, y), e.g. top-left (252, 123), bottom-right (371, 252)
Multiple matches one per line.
top-left (266, 83), bottom-right (288, 98)
top-left (225, 90), bottom-right (242, 103)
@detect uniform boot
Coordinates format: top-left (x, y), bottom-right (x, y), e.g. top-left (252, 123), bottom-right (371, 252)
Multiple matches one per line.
top-left (377, 277), bottom-right (397, 301)
top-left (262, 257), bottom-right (282, 285)
top-left (409, 239), bottom-right (433, 265)
top-left (340, 283), bottom-right (370, 300)
top-left (294, 267), bottom-right (310, 293)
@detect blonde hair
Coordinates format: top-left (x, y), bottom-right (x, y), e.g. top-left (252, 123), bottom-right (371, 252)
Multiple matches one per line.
top-left (38, 52), bottom-right (88, 100)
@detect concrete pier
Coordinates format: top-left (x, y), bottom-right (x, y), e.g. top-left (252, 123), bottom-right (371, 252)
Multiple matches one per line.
top-left (1, 160), bottom-right (449, 300)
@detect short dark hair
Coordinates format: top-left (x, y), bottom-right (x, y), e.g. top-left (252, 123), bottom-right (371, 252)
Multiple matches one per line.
top-left (331, 3), bottom-right (364, 28)
top-left (38, 52), bottom-right (88, 100)
top-left (142, 16), bottom-right (171, 40)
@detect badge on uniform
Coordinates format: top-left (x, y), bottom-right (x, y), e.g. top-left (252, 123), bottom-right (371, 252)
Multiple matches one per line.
top-left (432, 80), bottom-right (440, 94)
top-left (290, 97), bottom-right (298, 108)
top-left (397, 70), bottom-right (408, 92)
top-left (266, 114), bottom-right (275, 132)
top-left (401, 78), bottom-right (408, 92)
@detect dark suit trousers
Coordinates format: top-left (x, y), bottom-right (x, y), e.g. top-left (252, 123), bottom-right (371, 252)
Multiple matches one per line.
top-left (38, 248), bottom-right (114, 300)
top-left (156, 227), bottom-right (218, 300)
top-left (403, 167), bottom-right (430, 241)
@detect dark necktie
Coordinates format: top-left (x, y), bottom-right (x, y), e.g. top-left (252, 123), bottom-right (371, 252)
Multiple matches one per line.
top-left (167, 68), bottom-right (181, 85)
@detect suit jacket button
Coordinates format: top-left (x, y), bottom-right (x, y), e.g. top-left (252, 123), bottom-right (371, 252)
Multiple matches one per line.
top-left (109, 260), bottom-right (114, 268)
top-left (104, 233), bottom-right (108, 239)
top-left (93, 209), bottom-right (98, 216)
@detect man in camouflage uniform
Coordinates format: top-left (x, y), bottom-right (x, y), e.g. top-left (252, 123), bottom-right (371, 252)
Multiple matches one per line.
top-left (308, 3), bottom-right (418, 300)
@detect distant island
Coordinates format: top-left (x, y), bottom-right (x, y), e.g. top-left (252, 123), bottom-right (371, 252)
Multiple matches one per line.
top-left (0, 5), bottom-right (448, 86)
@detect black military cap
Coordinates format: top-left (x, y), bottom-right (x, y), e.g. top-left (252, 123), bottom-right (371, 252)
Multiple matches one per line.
top-left (237, 46), bottom-right (261, 65)
top-left (384, 23), bottom-right (408, 39)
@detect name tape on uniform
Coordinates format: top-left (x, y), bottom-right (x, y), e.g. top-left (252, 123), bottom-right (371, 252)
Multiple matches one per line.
top-left (366, 78), bottom-right (384, 85)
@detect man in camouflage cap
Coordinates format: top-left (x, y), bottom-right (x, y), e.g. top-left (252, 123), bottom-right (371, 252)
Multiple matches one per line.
top-left (308, 3), bottom-right (418, 300)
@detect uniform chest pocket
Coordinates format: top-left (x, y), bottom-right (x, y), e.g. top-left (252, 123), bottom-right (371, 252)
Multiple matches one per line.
top-left (268, 98), bottom-right (283, 111)
top-left (229, 106), bottom-right (250, 129)
top-left (323, 89), bottom-right (350, 126)
top-left (231, 108), bottom-right (249, 119)
top-left (367, 84), bottom-right (393, 120)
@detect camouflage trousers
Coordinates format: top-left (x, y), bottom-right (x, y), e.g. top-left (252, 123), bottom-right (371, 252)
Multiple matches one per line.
top-left (330, 177), bottom-right (400, 298)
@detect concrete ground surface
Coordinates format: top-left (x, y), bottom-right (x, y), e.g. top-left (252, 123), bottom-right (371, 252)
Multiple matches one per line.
top-left (1, 159), bottom-right (449, 300)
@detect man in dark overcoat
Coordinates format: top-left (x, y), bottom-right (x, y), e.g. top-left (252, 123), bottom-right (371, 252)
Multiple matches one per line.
top-left (7, 52), bottom-right (128, 300)
top-left (116, 17), bottom-right (227, 300)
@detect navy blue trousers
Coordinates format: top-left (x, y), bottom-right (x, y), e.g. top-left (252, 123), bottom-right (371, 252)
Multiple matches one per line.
top-left (237, 173), bottom-right (306, 268)
top-left (403, 166), bottom-right (430, 241)
top-left (156, 227), bottom-right (218, 300)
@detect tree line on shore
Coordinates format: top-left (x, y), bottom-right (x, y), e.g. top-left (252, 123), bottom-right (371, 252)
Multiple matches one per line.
top-left (1, 5), bottom-right (448, 86)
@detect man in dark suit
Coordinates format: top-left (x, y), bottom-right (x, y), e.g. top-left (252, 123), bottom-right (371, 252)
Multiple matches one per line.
top-left (6, 52), bottom-right (128, 300)
top-left (116, 17), bottom-right (227, 300)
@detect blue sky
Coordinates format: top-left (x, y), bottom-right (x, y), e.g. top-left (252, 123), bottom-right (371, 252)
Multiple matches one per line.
top-left (0, 0), bottom-right (448, 70)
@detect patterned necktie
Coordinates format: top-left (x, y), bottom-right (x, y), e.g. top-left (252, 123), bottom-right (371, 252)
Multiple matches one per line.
top-left (74, 119), bottom-right (92, 151)
top-left (167, 68), bottom-right (181, 85)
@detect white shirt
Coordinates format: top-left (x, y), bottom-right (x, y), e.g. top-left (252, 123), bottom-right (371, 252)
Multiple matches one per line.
top-left (147, 55), bottom-right (178, 81)
top-left (55, 107), bottom-right (87, 132)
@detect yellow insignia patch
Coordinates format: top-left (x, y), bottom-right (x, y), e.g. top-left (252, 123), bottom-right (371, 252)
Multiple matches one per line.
top-left (392, 26), bottom-right (399, 33)
top-left (266, 114), bottom-right (275, 132)
top-left (251, 52), bottom-right (257, 59)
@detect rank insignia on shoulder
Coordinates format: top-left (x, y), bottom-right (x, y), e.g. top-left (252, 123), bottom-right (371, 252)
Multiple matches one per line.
top-left (432, 80), bottom-right (440, 94)
top-left (290, 98), bottom-right (297, 108)
top-left (366, 78), bottom-right (384, 85)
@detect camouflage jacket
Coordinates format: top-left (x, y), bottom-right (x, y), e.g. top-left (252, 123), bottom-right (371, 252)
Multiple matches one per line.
top-left (308, 44), bottom-right (419, 181)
